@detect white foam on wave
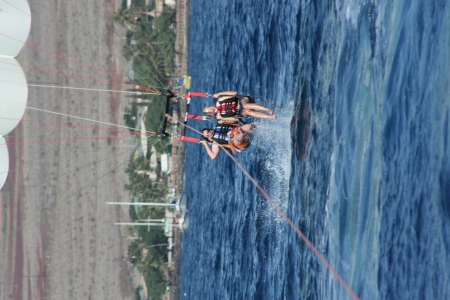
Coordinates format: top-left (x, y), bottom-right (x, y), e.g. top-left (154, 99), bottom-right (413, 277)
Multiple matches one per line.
top-left (250, 101), bottom-right (295, 224)
top-left (325, 145), bottom-right (339, 233)
top-left (334, 0), bottom-right (365, 27)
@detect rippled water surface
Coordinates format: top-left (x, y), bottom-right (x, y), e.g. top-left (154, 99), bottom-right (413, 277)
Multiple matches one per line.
top-left (181, 1), bottom-right (450, 299)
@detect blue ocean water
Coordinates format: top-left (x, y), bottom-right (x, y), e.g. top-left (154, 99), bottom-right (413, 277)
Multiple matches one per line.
top-left (180, 1), bottom-right (450, 299)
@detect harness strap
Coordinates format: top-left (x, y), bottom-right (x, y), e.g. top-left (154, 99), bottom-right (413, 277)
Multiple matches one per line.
top-left (216, 97), bottom-right (240, 117)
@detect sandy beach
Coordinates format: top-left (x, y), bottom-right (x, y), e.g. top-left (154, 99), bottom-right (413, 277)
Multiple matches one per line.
top-left (1, 0), bottom-right (191, 299)
top-left (1, 0), bottom-right (142, 299)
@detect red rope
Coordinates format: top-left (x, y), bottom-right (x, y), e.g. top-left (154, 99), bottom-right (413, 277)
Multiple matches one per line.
top-left (0, 117), bottom-right (134, 134)
top-left (0, 60), bottom-right (133, 88)
top-left (225, 152), bottom-right (360, 300)
top-left (179, 121), bottom-right (360, 300)
top-left (1, 133), bottom-right (155, 146)
top-left (0, 32), bottom-right (161, 94)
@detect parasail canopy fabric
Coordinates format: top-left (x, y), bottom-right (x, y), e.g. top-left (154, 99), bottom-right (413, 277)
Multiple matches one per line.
top-left (0, 0), bottom-right (32, 57)
top-left (0, 0), bottom-right (31, 189)
top-left (0, 57), bottom-right (28, 135)
top-left (0, 136), bottom-right (9, 190)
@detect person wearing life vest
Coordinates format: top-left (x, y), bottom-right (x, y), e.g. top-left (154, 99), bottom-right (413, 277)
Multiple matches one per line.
top-left (203, 91), bottom-right (276, 124)
top-left (201, 123), bottom-right (257, 159)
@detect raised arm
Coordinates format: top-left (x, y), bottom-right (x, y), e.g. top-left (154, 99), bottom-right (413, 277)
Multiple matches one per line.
top-left (202, 141), bottom-right (221, 159)
top-left (212, 91), bottom-right (238, 98)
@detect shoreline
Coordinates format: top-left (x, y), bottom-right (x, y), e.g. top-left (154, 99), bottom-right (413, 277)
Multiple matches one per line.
top-left (0, 0), bottom-right (190, 298)
top-left (1, 0), bottom-right (140, 299)
top-left (169, 0), bottom-right (190, 298)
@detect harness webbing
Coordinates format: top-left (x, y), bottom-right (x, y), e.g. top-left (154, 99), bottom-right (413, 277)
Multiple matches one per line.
top-left (216, 97), bottom-right (239, 118)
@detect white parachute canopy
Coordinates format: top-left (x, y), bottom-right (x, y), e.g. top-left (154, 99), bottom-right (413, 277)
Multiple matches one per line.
top-left (0, 0), bottom-right (31, 189)
top-left (0, 0), bottom-right (32, 57)
top-left (0, 136), bottom-right (9, 190)
top-left (0, 0), bottom-right (31, 135)
top-left (0, 57), bottom-right (28, 135)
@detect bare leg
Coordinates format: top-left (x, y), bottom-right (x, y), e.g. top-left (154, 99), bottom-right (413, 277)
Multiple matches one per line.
top-left (241, 102), bottom-right (273, 114)
top-left (239, 124), bottom-right (256, 133)
top-left (233, 124), bottom-right (256, 143)
top-left (241, 109), bottom-right (276, 119)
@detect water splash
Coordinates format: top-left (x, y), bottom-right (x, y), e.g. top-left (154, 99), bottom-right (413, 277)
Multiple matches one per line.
top-left (251, 101), bottom-right (295, 220)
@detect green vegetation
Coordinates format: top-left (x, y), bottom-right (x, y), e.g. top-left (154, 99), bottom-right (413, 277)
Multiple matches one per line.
top-left (134, 286), bottom-right (142, 300)
top-left (123, 105), bottom-right (138, 131)
top-left (118, 0), bottom-right (177, 153)
top-left (116, 0), bottom-right (176, 87)
top-left (125, 155), bottom-right (167, 200)
top-left (123, 123), bottom-right (171, 300)
top-left (127, 226), bottom-right (169, 300)
top-left (144, 266), bottom-right (167, 299)
top-left (116, 1), bottom-right (179, 298)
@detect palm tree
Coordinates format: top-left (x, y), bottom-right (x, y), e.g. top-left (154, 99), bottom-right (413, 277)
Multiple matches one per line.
top-left (123, 42), bottom-right (158, 62)
top-left (113, 7), bottom-right (135, 28)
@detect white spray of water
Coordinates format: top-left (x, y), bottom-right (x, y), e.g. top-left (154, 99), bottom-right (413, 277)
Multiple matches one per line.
top-left (251, 101), bottom-right (295, 224)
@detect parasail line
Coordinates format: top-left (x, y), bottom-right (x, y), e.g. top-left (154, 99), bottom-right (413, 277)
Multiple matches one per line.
top-left (0, 32), bottom-right (124, 84)
top-left (0, 31), bottom-right (146, 88)
top-left (3, 0), bottom-right (166, 93)
top-left (1, 133), bottom-right (156, 146)
top-left (27, 84), bottom-right (160, 95)
top-left (26, 106), bottom-right (156, 135)
top-left (177, 121), bottom-right (360, 300)
top-left (1, 138), bottom-right (163, 242)
top-left (82, 0), bottom-right (167, 89)
top-left (2, 0), bottom-right (30, 16)
top-left (223, 152), bottom-right (360, 300)
top-left (0, 60), bottom-right (134, 88)
top-left (1, 135), bottom-right (143, 176)
top-left (0, 117), bottom-right (133, 134)
top-left (2, 142), bottom-right (138, 207)
top-left (4, 0), bottom-right (163, 91)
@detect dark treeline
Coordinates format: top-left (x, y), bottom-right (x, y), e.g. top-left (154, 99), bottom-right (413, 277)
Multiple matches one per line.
top-left (115, 1), bottom-right (178, 299)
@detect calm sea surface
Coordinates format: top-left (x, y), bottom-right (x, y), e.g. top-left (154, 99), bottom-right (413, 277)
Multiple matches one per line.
top-left (181, 1), bottom-right (450, 299)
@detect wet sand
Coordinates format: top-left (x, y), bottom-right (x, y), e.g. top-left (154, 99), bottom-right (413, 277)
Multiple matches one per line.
top-left (1, 0), bottom-right (140, 299)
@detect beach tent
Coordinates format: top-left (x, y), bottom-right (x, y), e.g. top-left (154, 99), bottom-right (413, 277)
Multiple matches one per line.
top-left (0, 0), bottom-right (32, 57)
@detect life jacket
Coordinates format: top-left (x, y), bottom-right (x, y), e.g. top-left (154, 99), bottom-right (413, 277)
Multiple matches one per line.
top-left (215, 95), bottom-right (255, 118)
top-left (210, 125), bottom-right (234, 144)
top-left (215, 97), bottom-right (240, 118)
top-left (210, 125), bottom-right (250, 154)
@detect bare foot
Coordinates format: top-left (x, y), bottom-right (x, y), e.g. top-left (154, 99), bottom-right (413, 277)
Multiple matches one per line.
top-left (267, 108), bottom-right (274, 115)
top-left (269, 114), bottom-right (277, 119)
